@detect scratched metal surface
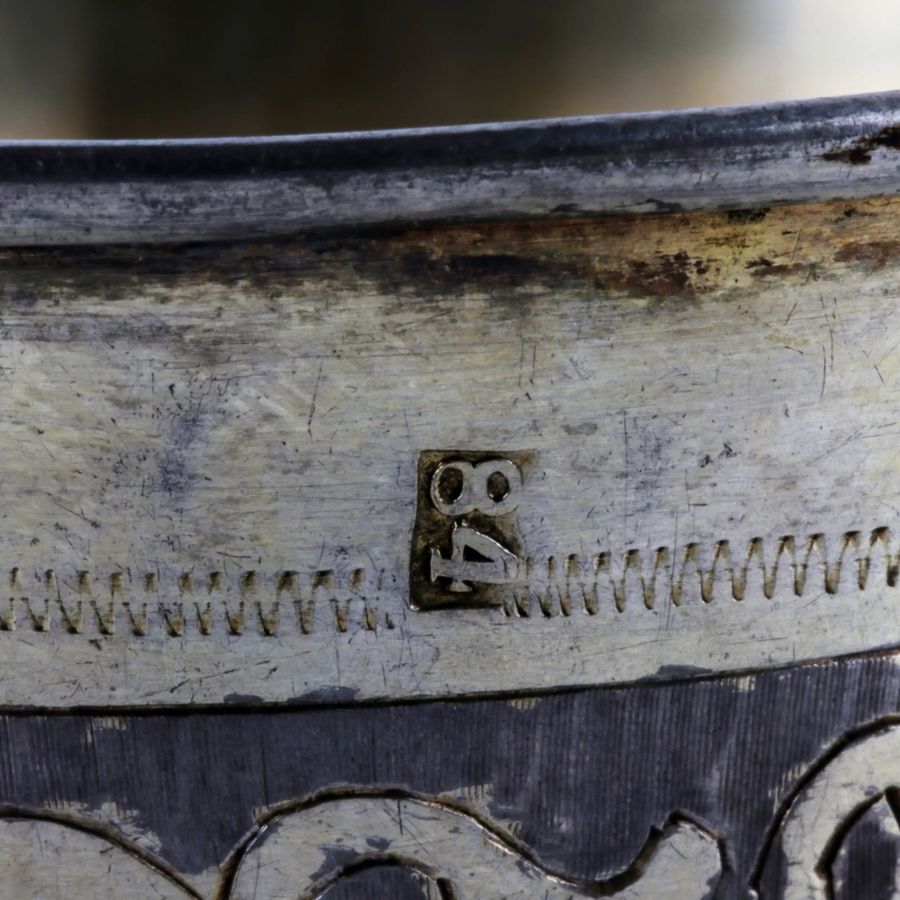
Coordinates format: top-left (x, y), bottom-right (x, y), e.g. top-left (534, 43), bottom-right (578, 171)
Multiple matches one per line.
top-left (1, 198), bottom-right (900, 706)
top-left (2, 93), bottom-right (900, 898)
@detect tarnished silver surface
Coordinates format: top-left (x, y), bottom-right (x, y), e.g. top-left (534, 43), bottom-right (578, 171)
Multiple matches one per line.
top-left (1, 94), bottom-right (900, 711)
top-left (0, 91), bottom-right (899, 245)
top-left (9, 91), bottom-right (900, 900)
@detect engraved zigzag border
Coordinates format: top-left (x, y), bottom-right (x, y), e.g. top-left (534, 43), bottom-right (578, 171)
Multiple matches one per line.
top-left (506, 526), bottom-right (899, 618)
top-left (0, 526), bottom-right (897, 636)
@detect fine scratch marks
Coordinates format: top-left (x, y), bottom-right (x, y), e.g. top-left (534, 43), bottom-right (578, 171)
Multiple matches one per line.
top-left (783, 300), bottom-right (798, 326)
top-left (45, 495), bottom-right (101, 530)
top-left (307, 359), bottom-right (324, 438)
top-left (820, 344), bottom-right (827, 399)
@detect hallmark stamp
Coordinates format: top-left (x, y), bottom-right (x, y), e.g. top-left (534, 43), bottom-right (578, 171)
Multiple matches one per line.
top-left (410, 450), bottom-right (531, 609)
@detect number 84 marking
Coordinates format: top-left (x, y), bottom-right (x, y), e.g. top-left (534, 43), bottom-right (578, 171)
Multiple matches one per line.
top-left (429, 459), bottom-right (523, 593)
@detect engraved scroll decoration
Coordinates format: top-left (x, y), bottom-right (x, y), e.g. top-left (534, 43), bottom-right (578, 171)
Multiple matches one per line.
top-left (754, 721), bottom-right (900, 899)
top-left (0, 792), bottom-right (723, 899)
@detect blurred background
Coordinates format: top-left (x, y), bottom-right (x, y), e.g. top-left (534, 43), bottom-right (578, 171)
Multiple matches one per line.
top-left (0, 0), bottom-right (899, 139)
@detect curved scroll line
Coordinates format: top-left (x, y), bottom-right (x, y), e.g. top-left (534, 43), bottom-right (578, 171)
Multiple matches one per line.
top-left (750, 717), bottom-right (900, 899)
top-left (0, 804), bottom-right (201, 898)
top-left (221, 788), bottom-right (724, 899)
top-left (310, 855), bottom-right (457, 899)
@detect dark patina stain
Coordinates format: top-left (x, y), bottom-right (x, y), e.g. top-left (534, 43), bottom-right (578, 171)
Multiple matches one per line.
top-left (651, 664), bottom-right (714, 680)
top-left (745, 256), bottom-right (816, 279)
top-left (822, 124), bottom-right (900, 165)
top-left (400, 249), bottom-right (550, 290)
top-left (624, 251), bottom-right (705, 297)
top-left (1, 288), bottom-right (38, 308)
top-left (0, 214), bottom-right (738, 311)
top-left (294, 685), bottom-right (360, 704)
top-left (835, 239), bottom-right (900, 269)
top-left (399, 245), bottom-right (711, 299)
top-left (727, 207), bottom-right (770, 224)
top-left (223, 692), bottom-right (265, 705)
top-left (309, 844), bottom-right (369, 885)
top-left (644, 198), bottom-right (685, 214)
